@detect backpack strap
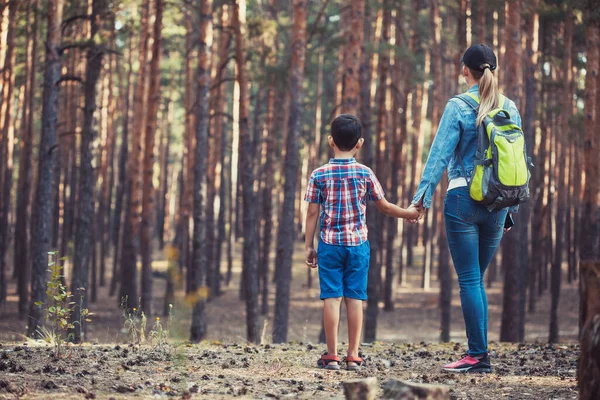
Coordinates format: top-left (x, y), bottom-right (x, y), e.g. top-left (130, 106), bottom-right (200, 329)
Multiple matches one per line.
top-left (453, 92), bottom-right (505, 186)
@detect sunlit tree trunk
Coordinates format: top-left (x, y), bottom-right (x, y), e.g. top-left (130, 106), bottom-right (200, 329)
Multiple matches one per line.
top-left (340, 0), bottom-right (363, 115)
top-left (98, 22), bottom-right (117, 289)
top-left (28, 0), bottom-right (64, 338)
top-left (214, 4), bottom-right (232, 298)
top-left (236, 0), bottom-right (261, 341)
top-left (179, 6), bottom-right (195, 293)
top-left (0, 0), bottom-right (17, 305)
top-left (272, 0), bottom-right (306, 344)
top-left (120, 0), bottom-right (151, 308)
top-left (140, 0), bottom-right (163, 317)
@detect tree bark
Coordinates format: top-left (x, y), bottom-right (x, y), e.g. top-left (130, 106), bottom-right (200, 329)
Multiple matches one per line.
top-left (190, 0), bottom-right (212, 342)
top-left (500, 0), bottom-right (525, 343)
top-left (579, 262), bottom-right (600, 400)
top-left (524, 1), bottom-right (539, 314)
top-left (260, 87), bottom-right (275, 314)
top-left (120, 0), bottom-right (151, 309)
top-left (340, 0), bottom-right (363, 115)
top-left (272, 0), bottom-right (306, 344)
top-left (71, 0), bottom-right (108, 343)
top-left (549, 4), bottom-right (572, 344)
top-left (214, 5), bottom-right (232, 298)
top-left (15, 0), bottom-right (40, 315)
top-left (27, 0), bottom-right (65, 338)
top-left (110, 30), bottom-right (134, 297)
top-left (0, 0), bottom-right (17, 306)
top-left (140, 0), bottom-right (163, 318)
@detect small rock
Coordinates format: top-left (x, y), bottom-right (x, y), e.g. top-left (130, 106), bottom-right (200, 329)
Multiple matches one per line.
top-left (76, 386), bottom-right (88, 394)
top-left (43, 380), bottom-right (58, 390)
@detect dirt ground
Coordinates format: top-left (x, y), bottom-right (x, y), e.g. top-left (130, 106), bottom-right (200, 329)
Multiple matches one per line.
top-left (0, 241), bottom-right (581, 398)
top-left (0, 341), bottom-right (579, 399)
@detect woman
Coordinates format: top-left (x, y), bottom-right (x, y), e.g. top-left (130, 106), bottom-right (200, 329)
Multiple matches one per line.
top-left (411, 44), bottom-right (521, 373)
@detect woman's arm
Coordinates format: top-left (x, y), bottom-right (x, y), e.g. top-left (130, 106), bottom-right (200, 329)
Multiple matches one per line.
top-left (411, 100), bottom-right (463, 209)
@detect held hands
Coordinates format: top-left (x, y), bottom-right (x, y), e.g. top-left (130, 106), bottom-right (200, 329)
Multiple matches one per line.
top-left (406, 202), bottom-right (425, 224)
top-left (305, 247), bottom-right (318, 268)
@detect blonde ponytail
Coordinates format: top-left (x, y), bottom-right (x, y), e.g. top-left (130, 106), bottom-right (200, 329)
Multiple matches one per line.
top-left (472, 65), bottom-right (498, 126)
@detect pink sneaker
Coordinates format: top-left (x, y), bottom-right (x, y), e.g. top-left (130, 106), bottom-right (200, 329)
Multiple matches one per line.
top-left (442, 354), bottom-right (491, 373)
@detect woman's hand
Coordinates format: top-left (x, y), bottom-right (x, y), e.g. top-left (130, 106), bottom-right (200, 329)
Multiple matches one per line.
top-left (407, 202), bottom-right (425, 224)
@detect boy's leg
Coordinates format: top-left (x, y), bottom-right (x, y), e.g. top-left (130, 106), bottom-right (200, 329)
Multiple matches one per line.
top-left (323, 297), bottom-right (342, 357)
top-left (343, 241), bottom-right (370, 364)
top-left (345, 298), bottom-right (363, 357)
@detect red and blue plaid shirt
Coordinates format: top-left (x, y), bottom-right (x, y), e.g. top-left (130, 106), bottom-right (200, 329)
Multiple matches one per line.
top-left (304, 158), bottom-right (385, 246)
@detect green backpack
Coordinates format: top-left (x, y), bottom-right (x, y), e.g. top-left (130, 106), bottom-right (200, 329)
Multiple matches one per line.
top-left (455, 92), bottom-right (533, 211)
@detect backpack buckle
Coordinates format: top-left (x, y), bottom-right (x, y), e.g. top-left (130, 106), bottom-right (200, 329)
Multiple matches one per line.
top-left (487, 197), bottom-right (504, 212)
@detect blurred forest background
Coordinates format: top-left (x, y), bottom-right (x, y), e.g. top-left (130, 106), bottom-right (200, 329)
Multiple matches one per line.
top-left (0, 0), bottom-right (598, 351)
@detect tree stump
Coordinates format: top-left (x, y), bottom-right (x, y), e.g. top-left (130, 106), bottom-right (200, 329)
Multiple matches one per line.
top-left (579, 261), bottom-right (600, 400)
top-left (381, 379), bottom-right (450, 400)
top-left (343, 377), bottom-right (378, 400)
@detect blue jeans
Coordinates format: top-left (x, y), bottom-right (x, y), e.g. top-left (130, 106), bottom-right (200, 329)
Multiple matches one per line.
top-left (444, 187), bottom-right (508, 356)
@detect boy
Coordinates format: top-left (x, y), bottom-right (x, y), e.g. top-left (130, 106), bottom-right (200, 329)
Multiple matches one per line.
top-left (304, 114), bottom-right (420, 371)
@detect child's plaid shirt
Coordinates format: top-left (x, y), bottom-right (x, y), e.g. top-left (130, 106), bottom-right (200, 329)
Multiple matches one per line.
top-left (304, 158), bottom-right (385, 246)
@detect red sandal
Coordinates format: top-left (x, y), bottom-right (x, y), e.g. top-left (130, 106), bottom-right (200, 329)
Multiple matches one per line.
top-left (317, 353), bottom-right (341, 370)
top-left (345, 356), bottom-right (367, 371)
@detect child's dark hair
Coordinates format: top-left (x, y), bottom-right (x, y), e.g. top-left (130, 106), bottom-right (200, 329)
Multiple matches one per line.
top-left (331, 114), bottom-right (363, 151)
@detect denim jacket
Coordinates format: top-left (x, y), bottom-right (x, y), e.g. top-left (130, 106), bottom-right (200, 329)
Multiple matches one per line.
top-left (411, 84), bottom-right (522, 209)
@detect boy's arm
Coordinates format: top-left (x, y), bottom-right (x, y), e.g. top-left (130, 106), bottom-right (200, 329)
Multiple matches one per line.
top-left (374, 198), bottom-right (421, 220)
top-left (304, 203), bottom-right (320, 268)
top-left (367, 172), bottom-right (421, 220)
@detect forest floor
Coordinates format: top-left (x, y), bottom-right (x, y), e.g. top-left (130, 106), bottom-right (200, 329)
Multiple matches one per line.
top-left (0, 241), bottom-right (581, 399)
top-left (0, 341), bottom-right (578, 399)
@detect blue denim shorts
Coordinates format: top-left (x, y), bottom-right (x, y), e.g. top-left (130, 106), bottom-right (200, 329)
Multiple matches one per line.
top-left (317, 240), bottom-right (370, 300)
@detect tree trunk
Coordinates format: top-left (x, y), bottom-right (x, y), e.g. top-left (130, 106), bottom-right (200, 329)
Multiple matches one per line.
top-left (524, 1), bottom-right (539, 314)
top-left (120, 0), bottom-right (151, 309)
top-left (260, 87), bottom-right (275, 315)
top-left (99, 23), bottom-right (117, 289)
top-left (0, 0), bottom-right (17, 305)
top-left (140, 0), bottom-right (163, 318)
top-left (549, 5), bottom-right (572, 344)
top-left (340, 0), bottom-right (363, 115)
top-left (27, 0), bottom-right (65, 338)
top-left (578, 21), bottom-right (600, 395)
top-left (15, 0), bottom-right (40, 315)
top-left (373, 5), bottom-right (390, 317)
top-left (360, 0), bottom-right (379, 343)
top-left (579, 262), bottom-right (600, 400)
top-left (156, 98), bottom-right (171, 250)
top-left (71, 0), bottom-right (108, 343)
top-left (181, 6), bottom-right (196, 294)
top-left (214, 5), bottom-right (232, 298)
top-left (190, 0), bottom-right (212, 342)
top-left (385, 8), bottom-right (404, 308)
top-left (272, 0), bottom-right (306, 344)
top-left (499, 0), bottom-right (524, 343)
top-left (110, 31), bottom-right (134, 297)
top-left (232, 0), bottom-right (260, 341)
